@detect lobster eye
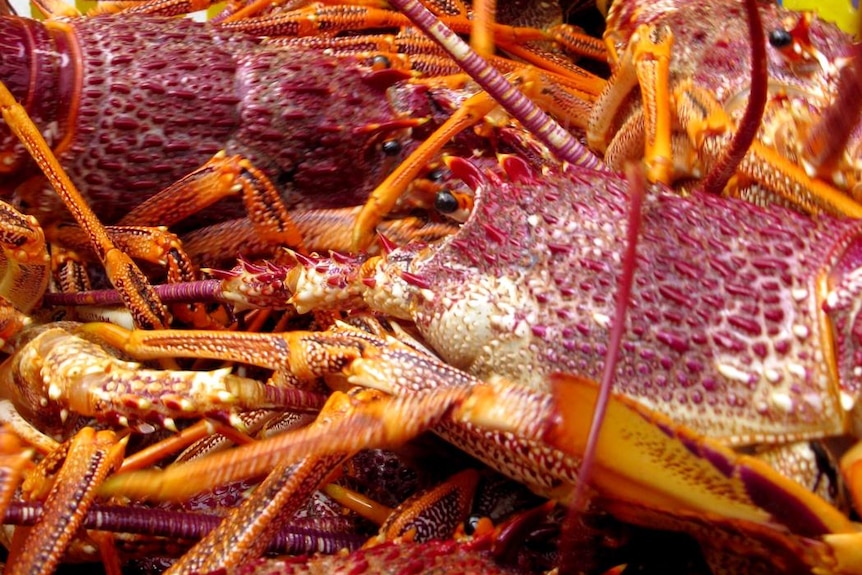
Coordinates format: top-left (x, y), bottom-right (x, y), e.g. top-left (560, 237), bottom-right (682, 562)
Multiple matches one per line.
top-left (463, 514), bottom-right (483, 536)
top-left (371, 55), bottom-right (392, 69)
top-left (768, 28), bottom-right (793, 48)
top-left (426, 167), bottom-right (446, 182)
top-left (435, 189), bottom-right (459, 213)
top-left (381, 140), bottom-right (402, 156)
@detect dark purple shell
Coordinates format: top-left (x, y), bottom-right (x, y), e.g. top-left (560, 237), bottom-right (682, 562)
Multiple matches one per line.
top-left (0, 15), bottom-right (411, 224)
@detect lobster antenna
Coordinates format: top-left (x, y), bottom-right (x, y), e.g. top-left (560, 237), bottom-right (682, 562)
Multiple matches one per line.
top-left (386, 0), bottom-right (604, 170)
top-left (42, 280), bottom-right (226, 307)
top-left (557, 161), bottom-right (645, 574)
top-left (570, 161), bottom-right (645, 510)
top-left (701, 0), bottom-right (767, 195)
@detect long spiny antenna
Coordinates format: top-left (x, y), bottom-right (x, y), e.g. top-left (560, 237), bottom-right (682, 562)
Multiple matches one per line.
top-left (556, 161), bottom-right (644, 574)
top-left (386, 0), bottom-right (605, 170)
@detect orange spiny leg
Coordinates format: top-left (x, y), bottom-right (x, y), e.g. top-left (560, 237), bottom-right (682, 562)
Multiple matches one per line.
top-left (549, 23), bottom-right (609, 63)
top-left (469, 0), bottom-right (496, 56)
top-left (352, 88), bottom-right (499, 250)
top-left (0, 401), bottom-right (59, 456)
top-left (0, 323), bottom-right (326, 434)
top-left (5, 428), bottom-right (126, 575)
top-left (166, 454), bottom-right (346, 575)
top-left (120, 152), bottom-right (306, 255)
top-left (94, 325), bottom-right (482, 501)
top-left (352, 66), bottom-right (595, 250)
top-left (588, 24), bottom-right (673, 185)
top-left (0, 425), bottom-right (33, 520)
top-left (0, 80), bottom-right (168, 329)
top-left (495, 40), bottom-right (607, 89)
top-left (375, 468), bottom-right (480, 543)
top-left (455, 374), bottom-right (862, 565)
top-left (117, 152), bottom-right (245, 229)
top-left (100, 386), bottom-right (472, 502)
top-left (673, 83), bottom-right (862, 218)
top-left (0, 201), bottom-right (50, 317)
top-left (323, 482), bottom-right (395, 525)
top-left (218, 5), bottom-right (547, 45)
top-left (181, 208), bottom-right (455, 265)
top-left (631, 25), bottom-right (673, 185)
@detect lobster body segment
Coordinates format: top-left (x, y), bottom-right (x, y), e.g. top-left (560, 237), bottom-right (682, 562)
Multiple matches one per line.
top-left (0, 15), bottom-right (413, 224)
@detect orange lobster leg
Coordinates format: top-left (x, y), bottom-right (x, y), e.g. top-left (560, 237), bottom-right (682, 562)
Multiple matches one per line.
top-left (674, 82), bottom-right (862, 218)
top-left (458, 374), bottom-right (862, 572)
top-left (100, 386), bottom-right (472, 502)
top-left (0, 425), bottom-right (33, 520)
top-left (375, 467), bottom-right (479, 542)
top-left (220, 5), bottom-right (548, 46)
top-left (167, 454), bottom-right (347, 574)
top-left (352, 68), bottom-right (595, 250)
top-left (5, 428), bottom-right (127, 575)
top-left (50, 152), bottom-right (304, 326)
top-left (118, 152), bottom-right (305, 253)
top-left (588, 24), bottom-right (674, 185)
top-left (0, 201), bottom-right (50, 319)
top-left (353, 88), bottom-right (500, 250)
top-left (0, 80), bottom-right (168, 329)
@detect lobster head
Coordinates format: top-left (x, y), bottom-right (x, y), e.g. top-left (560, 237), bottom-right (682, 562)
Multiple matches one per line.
top-left (603, 0), bottom-right (862, 201)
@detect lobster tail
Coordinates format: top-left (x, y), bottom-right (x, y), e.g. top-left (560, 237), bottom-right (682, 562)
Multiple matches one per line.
top-left (0, 16), bottom-right (77, 172)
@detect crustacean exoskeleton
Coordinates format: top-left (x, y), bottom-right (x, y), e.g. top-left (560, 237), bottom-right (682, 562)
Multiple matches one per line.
top-left (92, 148), bottom-right (862, 573)
top-left (589, 0), bottom-right (862, 219)
top-left (9, 0), bottom-right (862, 573)
top-left (0, 0), bottom-right (609, 263)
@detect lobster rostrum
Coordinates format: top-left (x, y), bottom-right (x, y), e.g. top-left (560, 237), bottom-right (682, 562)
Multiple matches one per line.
top-left (590, 0), bottom-right (862, 219)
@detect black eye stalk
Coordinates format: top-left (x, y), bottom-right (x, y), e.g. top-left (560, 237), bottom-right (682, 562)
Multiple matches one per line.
top-left (381, 139), bottom-right (402, 156)
top-left (434, 189), bottom-right (459, 214)
top-left (434, 189), bottom-right (473, 222)
top-left (462, 514), bottom-right (484, 536)
top-left (768, 28), bottom-right (793, 49)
